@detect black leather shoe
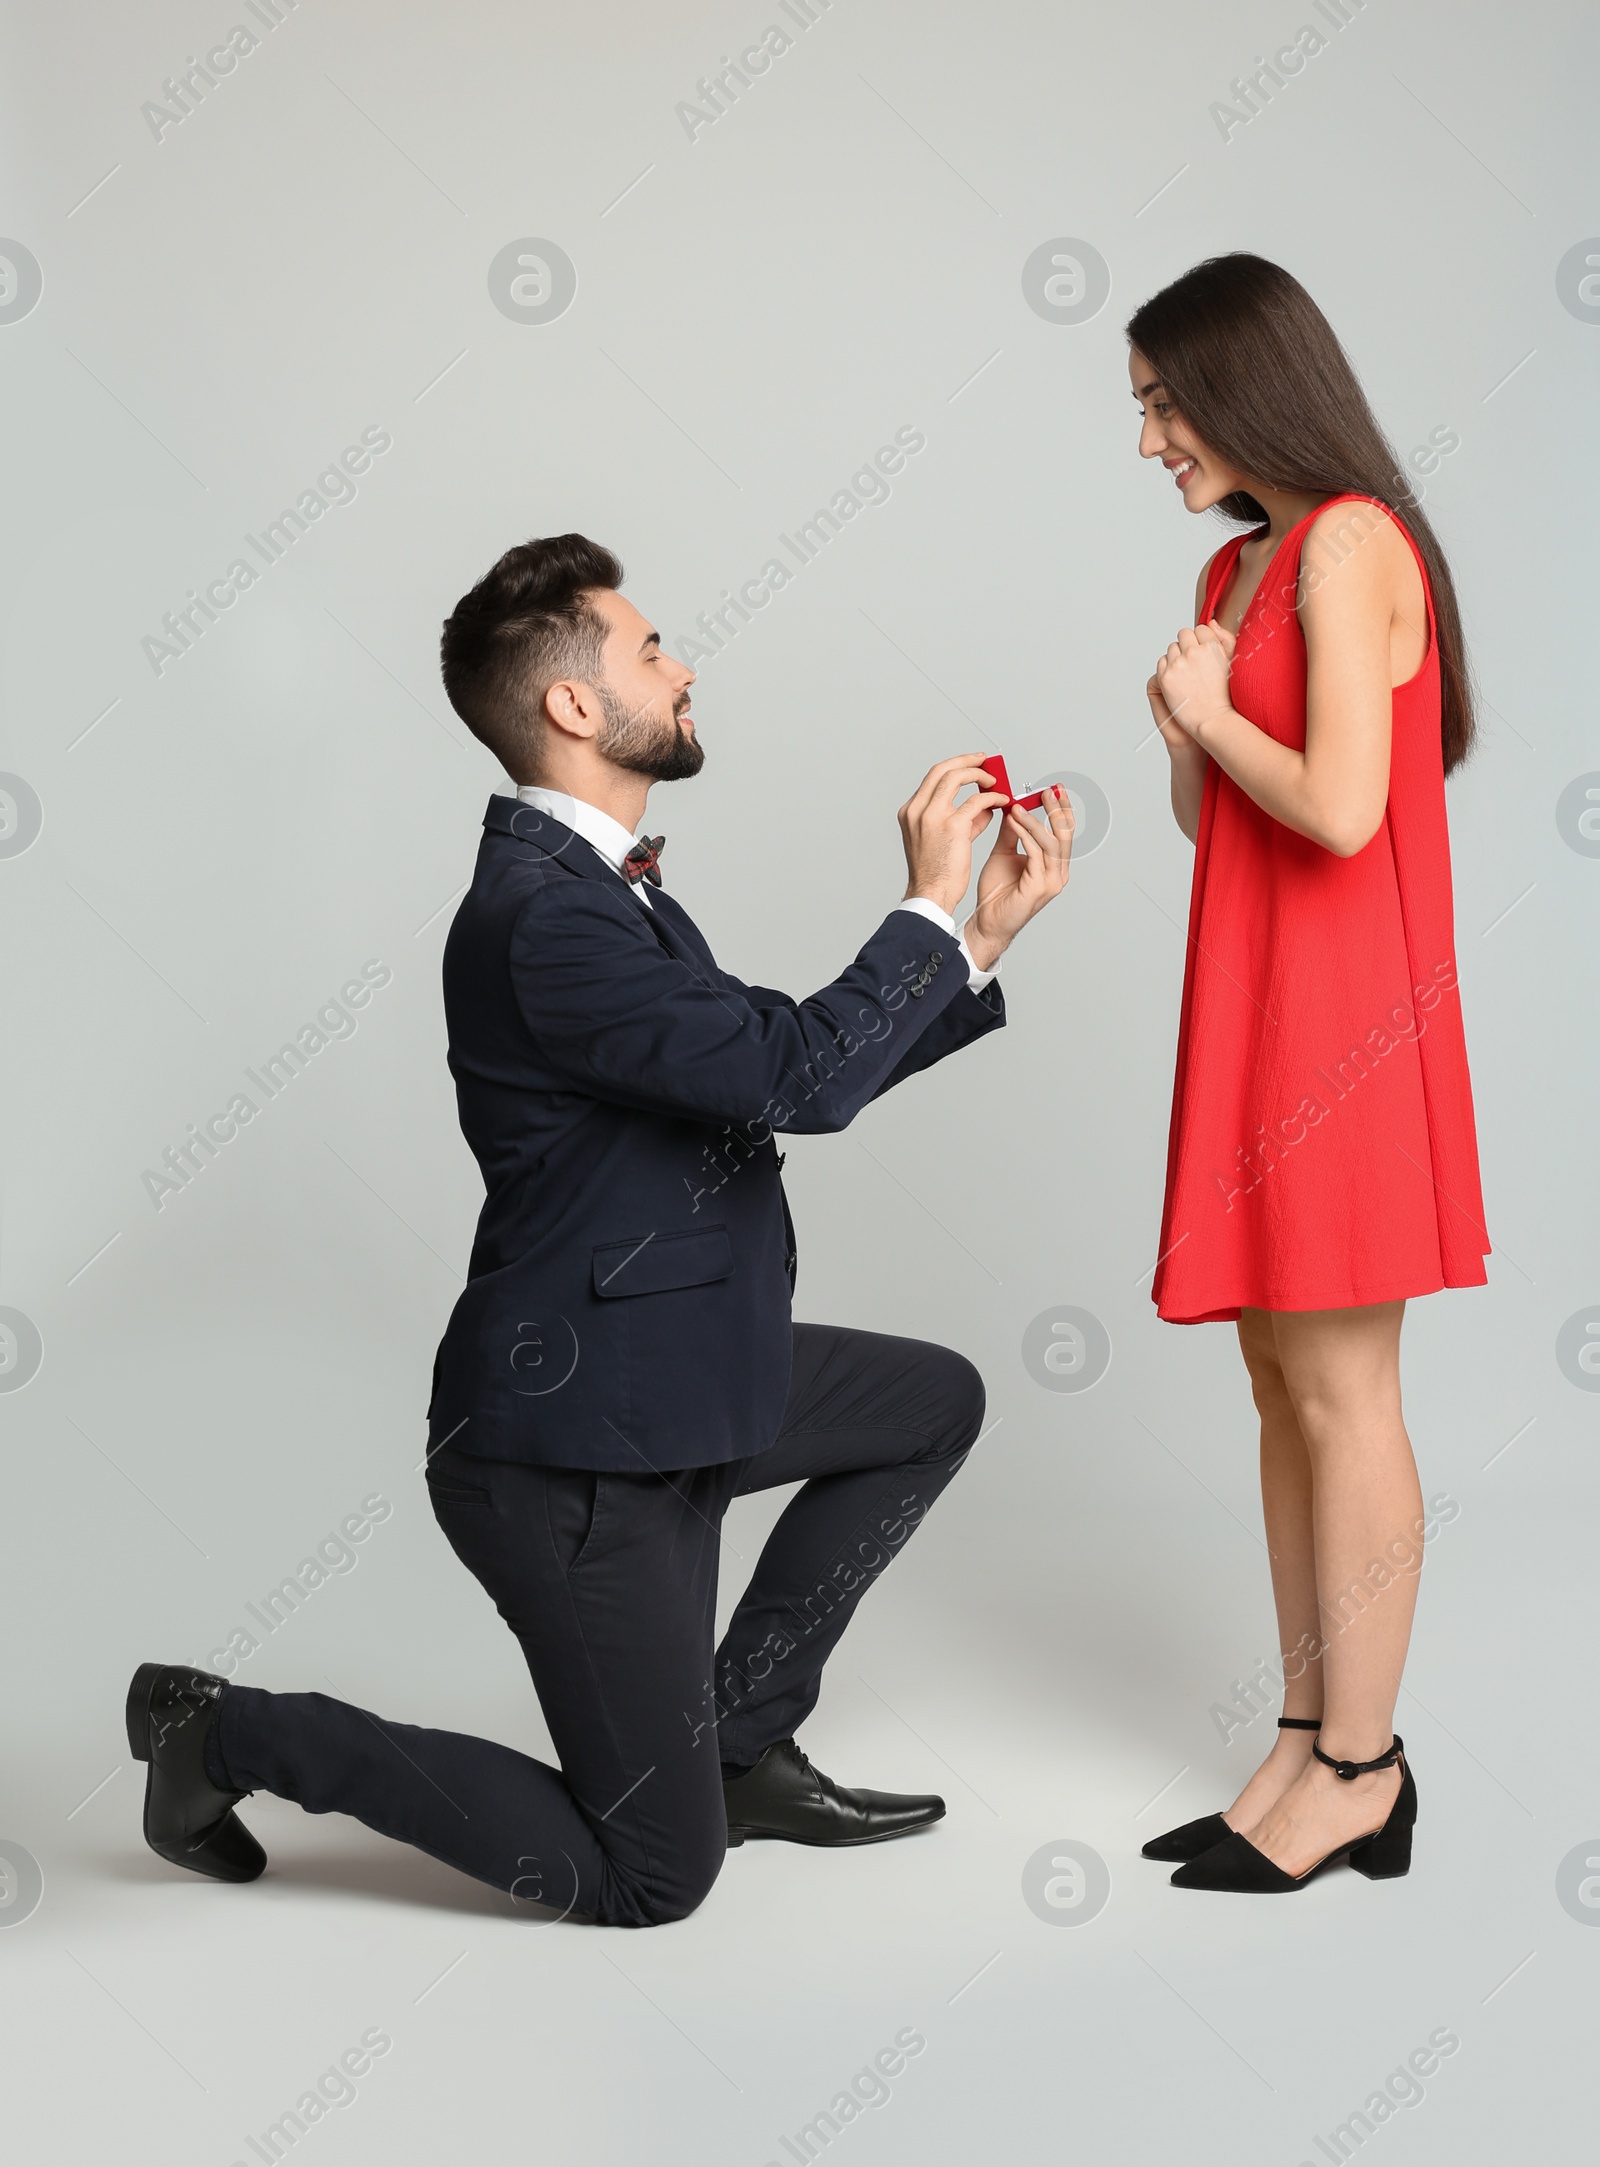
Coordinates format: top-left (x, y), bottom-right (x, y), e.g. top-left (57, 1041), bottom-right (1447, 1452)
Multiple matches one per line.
top-left (722, 1738), bottom-right (945, 1849)
top-left (1141, 1716), bottom-right (1322, 1862)
top-left (1171, 1738), bottom-right (1415, 1893)
top-left (126, 1663), bottom-right (266, 1883)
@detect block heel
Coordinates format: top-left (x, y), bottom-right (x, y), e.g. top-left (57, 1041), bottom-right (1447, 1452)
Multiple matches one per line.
top-left (1350, 1820), bottom-right (1413, 1879)
top-left (1348, 1746), bottom-right (1417, 1879)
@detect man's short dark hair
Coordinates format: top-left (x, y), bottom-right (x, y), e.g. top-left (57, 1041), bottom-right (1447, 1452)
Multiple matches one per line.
top-left (440, 533), bottom-right (623, 781)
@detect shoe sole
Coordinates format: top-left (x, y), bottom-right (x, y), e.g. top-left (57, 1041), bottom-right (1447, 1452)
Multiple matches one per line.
top-left (725, 1817), bottom-right (945, 1850)
top-left (125, 1661), bottom-right (162, 1762)
top-left (126, 1664), bottom-right (170, 1857)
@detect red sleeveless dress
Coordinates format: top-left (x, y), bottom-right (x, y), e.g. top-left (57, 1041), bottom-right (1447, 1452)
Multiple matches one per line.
top-left (1151, 495), bottom-right (1490, 1323)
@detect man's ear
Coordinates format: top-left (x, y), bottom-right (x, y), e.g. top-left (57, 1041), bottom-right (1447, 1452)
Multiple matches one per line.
top-left (543, 675), bottom-right (600, 742)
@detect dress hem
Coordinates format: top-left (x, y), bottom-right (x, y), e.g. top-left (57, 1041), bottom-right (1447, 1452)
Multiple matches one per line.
top-left (1153, 1255), bottom-right (1490, 1325)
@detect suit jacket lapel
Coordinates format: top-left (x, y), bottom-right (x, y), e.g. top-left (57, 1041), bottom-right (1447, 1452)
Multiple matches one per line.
top-left (644, 885), bottom-right (721, 978)
top-left (485, 795), bottom-right (722, 984)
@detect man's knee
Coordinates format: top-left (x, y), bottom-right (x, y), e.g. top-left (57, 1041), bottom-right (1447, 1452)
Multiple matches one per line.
top-left (600, 1823), bottom-right (727, 1928)
top-left (633, 1851), bottom-right (724, 1927)
top-left (926, 1344), bottom-right (986, 1460)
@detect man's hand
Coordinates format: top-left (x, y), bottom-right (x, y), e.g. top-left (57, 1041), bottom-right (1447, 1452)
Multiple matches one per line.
top-left (898, 756), bottom-right (1009, 916)
top-left (962, 784), bottom-right (1075, 972)
top-left (1153, 621), bottom-right (1235, 744)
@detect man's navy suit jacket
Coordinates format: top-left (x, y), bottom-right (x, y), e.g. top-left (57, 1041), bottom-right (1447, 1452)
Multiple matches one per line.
top-left (426, 796), bottom-right (1005, 1473)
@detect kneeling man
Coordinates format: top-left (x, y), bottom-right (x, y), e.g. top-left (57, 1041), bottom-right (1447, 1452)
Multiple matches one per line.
top-left (127, 534), bottom-right (1073, 1925)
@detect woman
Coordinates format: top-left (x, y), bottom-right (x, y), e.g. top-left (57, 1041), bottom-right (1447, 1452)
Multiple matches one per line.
top-left (1127, 254), bottom-right (1489, 1893)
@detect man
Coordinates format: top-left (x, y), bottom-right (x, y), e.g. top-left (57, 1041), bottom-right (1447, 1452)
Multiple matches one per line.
top-left (126, 534), bottom-right (1073, 1926)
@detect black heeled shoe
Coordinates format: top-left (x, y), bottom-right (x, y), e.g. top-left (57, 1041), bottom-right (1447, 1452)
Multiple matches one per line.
top-left (1170, 1735), bottom-right (1415, 1892)
top-left (126, 1662), bottom-right (267, 1883)
top-left (1140, 1716), bottom-right (1322, 1863)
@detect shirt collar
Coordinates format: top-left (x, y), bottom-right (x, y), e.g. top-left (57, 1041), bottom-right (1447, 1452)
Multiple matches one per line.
top-left (514, 787), bottom-right (643, 883)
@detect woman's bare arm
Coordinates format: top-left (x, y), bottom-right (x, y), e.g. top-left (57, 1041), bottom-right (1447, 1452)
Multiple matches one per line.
top-left (1152, 506), bottom-right (1421, 857)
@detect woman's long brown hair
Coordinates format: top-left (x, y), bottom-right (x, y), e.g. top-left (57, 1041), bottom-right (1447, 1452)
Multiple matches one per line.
top-left (1126, 254), bottom-right (1475, 773)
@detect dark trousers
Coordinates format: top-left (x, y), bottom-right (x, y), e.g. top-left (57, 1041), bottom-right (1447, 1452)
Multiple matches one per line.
top-left (215, 1324), bottom-right (984, 1927)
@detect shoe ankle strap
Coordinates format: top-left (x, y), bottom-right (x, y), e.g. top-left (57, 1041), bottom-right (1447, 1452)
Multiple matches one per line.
top-left (1276, 1716), bottom-right (1321, 1731)
top-left (1312, 1735), bottom-right (1402, 1779)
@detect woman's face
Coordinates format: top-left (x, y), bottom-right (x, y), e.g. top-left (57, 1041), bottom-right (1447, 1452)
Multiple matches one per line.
top-left (1128, 345), bottom-right (1248, 513)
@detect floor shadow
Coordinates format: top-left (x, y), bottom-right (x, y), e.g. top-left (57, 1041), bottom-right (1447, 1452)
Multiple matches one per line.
top-left (83, 1838), bottom-right (573, 1923)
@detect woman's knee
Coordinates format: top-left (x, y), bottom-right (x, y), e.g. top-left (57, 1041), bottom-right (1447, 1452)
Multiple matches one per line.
top-left (1271, 1305), bottom-right (1403, 1412)
top-left (1237, 1311), bottom-right (1291, 1417)
top-left (1275, 1335), bottom-right (1404, 1449)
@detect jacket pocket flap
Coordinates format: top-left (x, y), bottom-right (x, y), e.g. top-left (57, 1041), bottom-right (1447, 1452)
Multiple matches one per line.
top-left (592, 1227), bottom-right (734, 1299)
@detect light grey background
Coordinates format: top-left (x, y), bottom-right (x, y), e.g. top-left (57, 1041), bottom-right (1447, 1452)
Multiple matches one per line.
top-left (2, 0), bottom-right (1595, 2160)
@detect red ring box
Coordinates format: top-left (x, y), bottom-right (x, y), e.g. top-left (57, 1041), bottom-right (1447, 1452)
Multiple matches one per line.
top-left (980, 755), bottom-right (1046, 812)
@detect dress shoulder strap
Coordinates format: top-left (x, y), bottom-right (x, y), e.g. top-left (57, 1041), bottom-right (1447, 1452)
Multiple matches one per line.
top-left (1201, 530), bottom-right (1257, 623)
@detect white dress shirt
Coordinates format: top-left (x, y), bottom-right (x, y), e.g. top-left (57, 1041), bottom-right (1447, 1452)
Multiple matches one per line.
top-left (514, 785), bottom-right (999, 993)
top-left (515, 786), bottom-right (658, 908)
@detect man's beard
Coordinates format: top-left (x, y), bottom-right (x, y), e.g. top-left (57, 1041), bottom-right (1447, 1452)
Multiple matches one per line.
top-left (596, 686), bottom-right (704, 781)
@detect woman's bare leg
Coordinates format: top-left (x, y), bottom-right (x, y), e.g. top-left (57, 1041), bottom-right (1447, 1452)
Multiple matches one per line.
top-left (1240, 1299), bottom-right (1419, 1874)
top-left (1223, 1308), bottom-right (1323, 1828)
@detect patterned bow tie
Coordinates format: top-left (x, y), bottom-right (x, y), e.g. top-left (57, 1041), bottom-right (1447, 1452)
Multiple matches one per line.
top-left (623, 834), bottom-right (665, 887)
